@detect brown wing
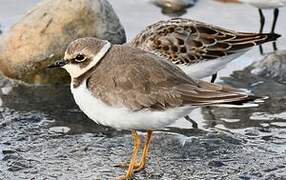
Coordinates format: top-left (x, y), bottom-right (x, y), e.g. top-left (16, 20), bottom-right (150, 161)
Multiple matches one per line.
top-left (85, 45), bottom-right (256, 111)
top-left (130, 18), bottom-right (280, 65)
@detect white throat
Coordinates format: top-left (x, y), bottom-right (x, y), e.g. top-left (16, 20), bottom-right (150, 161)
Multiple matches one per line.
top-left (64, 41), bottom-right (112, 78)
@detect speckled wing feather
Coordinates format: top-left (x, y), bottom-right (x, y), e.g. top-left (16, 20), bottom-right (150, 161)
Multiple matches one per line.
top-left (130, 18), bottom-right (280, 65)
top-left (86, 45), bottom-right (256, 111)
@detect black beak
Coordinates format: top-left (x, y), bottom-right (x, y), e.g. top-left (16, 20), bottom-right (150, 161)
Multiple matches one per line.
top-left (47, 59), bottom-right (68, 68)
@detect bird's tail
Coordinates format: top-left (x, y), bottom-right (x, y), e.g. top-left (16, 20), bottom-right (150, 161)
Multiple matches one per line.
top-left (212, 95), bottom-right (268, 108)
top-left (251, 33), bottom-right (281, 45)
top-left (228, 32), bottom-right (281, 52)
top-left (189, 80), bottom-right (268, 108)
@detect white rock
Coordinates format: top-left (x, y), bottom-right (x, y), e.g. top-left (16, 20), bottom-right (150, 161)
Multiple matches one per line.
top-left (48, 126), bottom-right (71, 134)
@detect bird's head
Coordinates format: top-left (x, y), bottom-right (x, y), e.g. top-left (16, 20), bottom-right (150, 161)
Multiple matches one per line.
top-left (48, 37), bottom-right (111, 78)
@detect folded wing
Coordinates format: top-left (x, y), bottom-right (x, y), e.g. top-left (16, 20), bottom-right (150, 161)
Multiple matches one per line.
top-left (130, 18), bottom-right (280, 65)
top-left (86, 46), bottom-right (262, 111)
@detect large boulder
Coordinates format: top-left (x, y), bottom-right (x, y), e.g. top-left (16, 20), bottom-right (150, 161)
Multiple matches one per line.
top-left (251, 50), bottom-right (286, 84)
top-left (0, 0), bottom-right (126, 84)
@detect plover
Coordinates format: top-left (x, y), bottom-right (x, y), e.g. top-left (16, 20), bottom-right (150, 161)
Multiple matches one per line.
top-left (49, 37), bottom-right (264, 179)
top-left (130, 18), bottom-right (280, 82)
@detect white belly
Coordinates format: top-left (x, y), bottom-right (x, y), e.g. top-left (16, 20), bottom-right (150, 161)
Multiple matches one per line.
top-left (177, 53), bottom-right (243, 79)
top-left (71, 80), bottom-right (194, 130)
top-left (240, 0), bottom-right (286, 9)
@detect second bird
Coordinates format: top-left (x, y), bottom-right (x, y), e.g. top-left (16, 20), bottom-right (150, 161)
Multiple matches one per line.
top-left (130, 18), bottom-right (281, 83)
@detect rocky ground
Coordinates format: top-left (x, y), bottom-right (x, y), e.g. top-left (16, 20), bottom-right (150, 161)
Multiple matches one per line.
top-left (1, 65), bottom-right (286, 180)
top-left (1, 0), bottom-right (286, 179)
top-left (0, 100), bottom-right (286, 179)
top-left (0, 110), bottom-right (286, 180)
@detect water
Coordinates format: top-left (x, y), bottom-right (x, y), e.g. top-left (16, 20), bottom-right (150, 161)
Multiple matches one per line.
top-left (1, 0), bottom-right (286, 179)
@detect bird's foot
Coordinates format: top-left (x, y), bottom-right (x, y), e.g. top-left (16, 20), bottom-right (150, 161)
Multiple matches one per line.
top-left (116, 175), bottom-right (132, 180)
top-left (114, 161), bottom-right (145, 172)
top-left (133, 163), bottom-right (145, 172)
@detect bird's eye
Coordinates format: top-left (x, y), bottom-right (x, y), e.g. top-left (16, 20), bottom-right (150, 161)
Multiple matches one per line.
top-left (75, 54), bottom-right (86, 62)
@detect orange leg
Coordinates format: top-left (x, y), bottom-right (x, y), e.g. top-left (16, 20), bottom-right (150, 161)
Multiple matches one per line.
top-left (134, 129), bottom-right (153, 172)
top-left (117, 129), bottom-right (141, 180)
top-left (115, 130), bottom-right (153, 173)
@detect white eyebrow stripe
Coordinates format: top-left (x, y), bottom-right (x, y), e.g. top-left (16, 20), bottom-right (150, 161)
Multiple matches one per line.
top-left (73, 41), bottom-right (112, 78)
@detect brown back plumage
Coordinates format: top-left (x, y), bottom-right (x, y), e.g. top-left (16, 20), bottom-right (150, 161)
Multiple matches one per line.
top-left (77, 43), bottom-right (259, 111)
top-left (130, 18), bottom-right (280, 65)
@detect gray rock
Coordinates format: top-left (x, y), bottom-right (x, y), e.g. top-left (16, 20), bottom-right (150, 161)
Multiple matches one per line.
top-left (152, 0), bottom-right (197, 16)
top-left (0, 0), bottom-right (126, 84)
top-left (251, 50), bottom-right (286, 84)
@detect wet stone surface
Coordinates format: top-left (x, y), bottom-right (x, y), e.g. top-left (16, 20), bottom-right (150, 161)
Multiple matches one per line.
top-left (251, 50), bottom-right (286, 84)
top-left (1, 0), bottom-right (286, 179)
top-left (1, 72), bottom-right (286, 179)
top-left (0, 113), bottom-right (285, 180)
